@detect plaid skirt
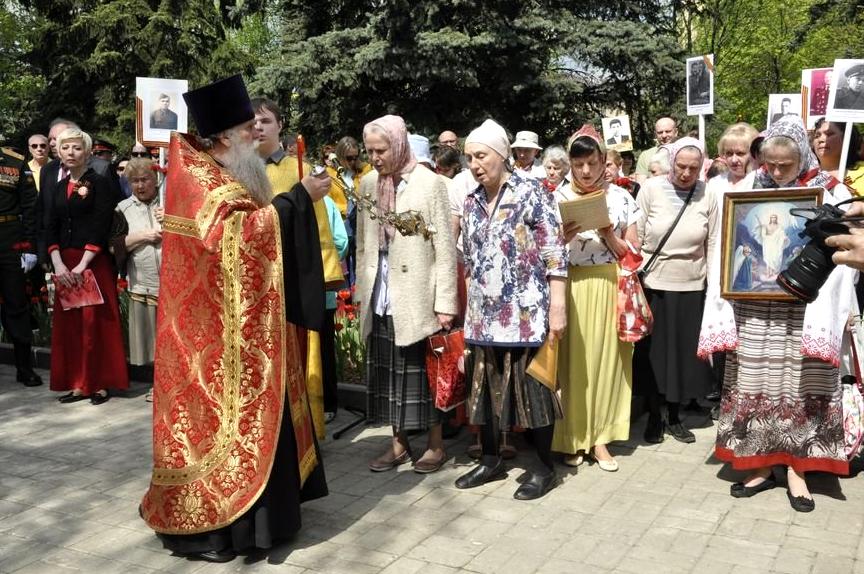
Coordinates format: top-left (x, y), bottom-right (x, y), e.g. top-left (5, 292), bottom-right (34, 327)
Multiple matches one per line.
top-left (366, 314), bottom-right (441, 432)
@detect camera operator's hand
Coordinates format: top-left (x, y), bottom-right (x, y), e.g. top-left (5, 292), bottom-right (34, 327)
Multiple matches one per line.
top-left (826, 228), bottom-right (864, 271)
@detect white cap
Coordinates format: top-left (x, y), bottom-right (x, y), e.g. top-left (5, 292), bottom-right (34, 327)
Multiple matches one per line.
top-left (465, 119), bottom-right (511, 160)
top-left (511, 130), bottom-right (542, 150)
top-left (408, 134), bottom-right (434, 167)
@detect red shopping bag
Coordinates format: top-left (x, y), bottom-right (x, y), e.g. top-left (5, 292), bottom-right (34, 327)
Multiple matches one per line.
top-left (617, 245), bottom-right (653, 343)
top-left (426, 329), bottom-right (466, 411)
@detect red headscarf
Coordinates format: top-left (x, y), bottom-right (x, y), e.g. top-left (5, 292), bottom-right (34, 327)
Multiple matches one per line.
top-left (569, 124), bottom-right (607, 194)
top-left (362, 115), bottom-right (417, 246)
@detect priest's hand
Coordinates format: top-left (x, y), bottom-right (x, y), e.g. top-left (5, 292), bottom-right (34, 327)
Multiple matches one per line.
top-left (301, 172), bottom-right (330, 203)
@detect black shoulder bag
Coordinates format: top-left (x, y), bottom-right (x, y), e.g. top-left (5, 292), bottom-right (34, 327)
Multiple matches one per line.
top-left (638, 186), bottom-right (697, 281)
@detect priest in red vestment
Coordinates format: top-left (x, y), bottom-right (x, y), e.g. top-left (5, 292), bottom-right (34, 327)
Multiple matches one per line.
top-left (140, 75), bottom-right (330, 563)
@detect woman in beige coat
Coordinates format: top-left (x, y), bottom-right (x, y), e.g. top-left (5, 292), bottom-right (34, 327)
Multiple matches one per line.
top-left (356, 115), bottom-right (458, 474)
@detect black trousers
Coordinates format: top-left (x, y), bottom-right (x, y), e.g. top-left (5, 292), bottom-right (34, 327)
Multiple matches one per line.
top-left (0, 250), bottom-right (32, 345)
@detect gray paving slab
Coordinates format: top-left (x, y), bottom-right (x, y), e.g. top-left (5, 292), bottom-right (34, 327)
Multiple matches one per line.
top-left (2, 364), bottom-right (864, 573)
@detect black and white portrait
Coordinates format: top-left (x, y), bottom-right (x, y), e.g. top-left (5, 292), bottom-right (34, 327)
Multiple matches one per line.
top-left (827, 59), bottom-right (864, 122)
top-left (766, 94), bottom-right (801, 128)
top-left (601, 115), bottom-right (633, 151)
top-left (686, 55), bottom-right (714, 116)
top-left (136, 77), bottom-right (188, 146)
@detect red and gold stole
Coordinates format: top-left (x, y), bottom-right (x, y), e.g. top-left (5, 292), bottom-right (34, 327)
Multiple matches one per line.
top-left (140, 133), bottom-right (317, 535)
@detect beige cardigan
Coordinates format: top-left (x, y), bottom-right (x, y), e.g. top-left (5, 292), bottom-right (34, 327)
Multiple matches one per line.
top-left (356, 165), bottom-right (458, 346)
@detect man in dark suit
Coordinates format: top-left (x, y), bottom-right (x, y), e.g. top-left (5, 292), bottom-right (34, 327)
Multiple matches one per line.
top-left (770, 97), bottom-right (799, 125)
top-left (605, 118), bottom-right (631, 146)
top-left (36, 119), bottom-right (121, 264)
top-left (150, 94), bottom-right (178, 130)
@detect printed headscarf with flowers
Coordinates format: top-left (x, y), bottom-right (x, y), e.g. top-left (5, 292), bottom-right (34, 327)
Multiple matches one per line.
top-left (753, 115), bottom-right (839, 191)
top-left (362, 115), bottom-right (417, 247)
top-left (661, 136), bottom-right (704, 189)
top-left (569, 124), bottom-right (607, 194)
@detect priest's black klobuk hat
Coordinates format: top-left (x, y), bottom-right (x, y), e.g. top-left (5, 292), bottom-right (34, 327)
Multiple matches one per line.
top-left (182, 75), bottom-right (254, 138)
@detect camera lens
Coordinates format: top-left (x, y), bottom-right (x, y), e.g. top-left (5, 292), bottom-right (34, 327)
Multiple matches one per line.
top-left (776, 242), bottom-right (837, 303)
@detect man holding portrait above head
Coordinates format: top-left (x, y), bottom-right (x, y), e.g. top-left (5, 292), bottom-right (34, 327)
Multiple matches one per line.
top-left (140, 75), bottom-right (329, 563)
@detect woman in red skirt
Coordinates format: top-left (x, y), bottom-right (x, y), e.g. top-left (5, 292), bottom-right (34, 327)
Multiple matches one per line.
top-left (47, 128), bottom-right (128, 404)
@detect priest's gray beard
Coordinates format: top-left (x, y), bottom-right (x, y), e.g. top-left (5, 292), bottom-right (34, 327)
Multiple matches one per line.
top-left (223, 131), bottom-right (272, 206)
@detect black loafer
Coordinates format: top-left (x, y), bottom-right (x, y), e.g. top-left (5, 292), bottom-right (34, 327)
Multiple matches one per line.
top-left (787, 491), bottom-right (815, 513)
top-left (644, 415), bottom-right (664, 444)
top-left (90, 393), bottom-right (110, 405)
top-left (16, 369), bottom-right (43, 387)
top-left (730, 477), bottom-right (776, 498)
top-left (455, 459), bottom-right (507, 489)
top-left (191, 549), bottom-right (237, 563)
top-left (58, 392), bottom-right (88, 404)
top-left (666, 422), bottom-right (696, 443)
top-left (513, 470), bottom-right (558, 500)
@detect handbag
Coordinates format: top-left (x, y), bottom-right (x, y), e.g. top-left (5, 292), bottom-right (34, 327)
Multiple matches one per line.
top-left (638, 185), bottom-right (696, 281)
top-left (426, 329), bottom-right (466, 411)
top-left (617, 242), bottom-right (653, 342)
top-left (843, 322), bottom-right (864, 460)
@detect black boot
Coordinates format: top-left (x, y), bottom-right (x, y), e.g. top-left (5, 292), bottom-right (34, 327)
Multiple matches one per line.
top-left (14, 343), bottom-right (42, 387)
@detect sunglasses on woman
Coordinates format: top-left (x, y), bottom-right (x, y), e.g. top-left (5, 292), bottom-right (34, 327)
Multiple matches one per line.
top-left (30, 143), bottom-right (47, 149)
top-left (131, 151), bottom-right (149, 158)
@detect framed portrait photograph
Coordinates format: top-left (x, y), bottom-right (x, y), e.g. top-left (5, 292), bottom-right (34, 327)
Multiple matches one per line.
top-left (601, 115), bottom-right (633, 152)
top-left (686, 54), bottom-right (714, 116)
top-left (801, 67), bottom-right (833, 128)
top-left (136, 77), bottom-right (189, 147)
top-left (827, 58), bottom-right (864, 123)
top-left (720, 188), bottom-right (824, 301)
top-left (766, 93), bottom-right (802, 129)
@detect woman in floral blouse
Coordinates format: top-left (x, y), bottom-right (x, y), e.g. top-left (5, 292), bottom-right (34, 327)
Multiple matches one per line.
top-left (456, 119), bottom-right (568, 501)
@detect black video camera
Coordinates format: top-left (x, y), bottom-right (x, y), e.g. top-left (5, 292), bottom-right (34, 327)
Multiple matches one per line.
top-left (777, 196), bottom-right (864, 303)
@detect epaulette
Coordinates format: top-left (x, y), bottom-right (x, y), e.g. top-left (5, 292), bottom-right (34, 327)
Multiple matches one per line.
top-left (1, 147), bottom-right (24, 161)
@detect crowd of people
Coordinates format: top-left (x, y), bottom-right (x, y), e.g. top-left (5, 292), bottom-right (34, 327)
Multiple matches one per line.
top-left (4, 73), bottom-right (864, 562)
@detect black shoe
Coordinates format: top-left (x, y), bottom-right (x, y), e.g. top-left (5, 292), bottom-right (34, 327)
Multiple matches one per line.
top-left (190, 549), bottom-right (237, 563)
top-left (455, 459), bottom-right (507, 489)
top-left (787, 491), bottom-right (815, 513)
top-left (730, 477), bottom-right (776, 498)
top-left (683, 400), bottom-right (711, 416)
top-left (513, 470), bottom-right (557, 500)
top-left (644, 415), bottom-right (664, 444)
top-left (705, 390), bottom-right (721, 402)
top-left (16, 369), bottom-right (43, 387)
top-left (90, 392), bottom-right (110, 405)
top-left (665, 422), bottom-right (695, 443)
top-left (58, 392), bottom-right (88, 404)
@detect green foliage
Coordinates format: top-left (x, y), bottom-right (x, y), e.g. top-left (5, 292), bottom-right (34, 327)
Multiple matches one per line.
top-left (257, 0), bottom-right (685, 151)
top-left (8, 0), bottom-right (270, 152)
top-left (0, 4), bottom-right (45, 141)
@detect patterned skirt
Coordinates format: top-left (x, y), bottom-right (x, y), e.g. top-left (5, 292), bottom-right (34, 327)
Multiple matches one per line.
top-left (366, 314), bottom-right (440, 432)
top-left (465, 344), bottom-right (562, 429)
top-left (715, 300), bottom-right (848, 475)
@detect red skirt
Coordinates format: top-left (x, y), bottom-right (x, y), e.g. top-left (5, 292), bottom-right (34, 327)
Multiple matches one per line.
top-left (50, 249), bottom-right (129, 394)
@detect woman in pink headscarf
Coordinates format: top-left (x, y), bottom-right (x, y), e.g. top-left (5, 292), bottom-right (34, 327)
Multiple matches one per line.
top-left (355, 115), bottom-right (458, 474)
top-left (634, 137), bottom-right (718, 444)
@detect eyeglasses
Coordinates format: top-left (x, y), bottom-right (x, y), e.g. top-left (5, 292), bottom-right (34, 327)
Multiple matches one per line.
top-left (30, 143), bottom-right (47, 149)
top-left (344, 155), bottom-right (359, 161)
top-left (131, 152), bottom-right (149, 158)
top-left (116, 166), bottom-right (125, 172)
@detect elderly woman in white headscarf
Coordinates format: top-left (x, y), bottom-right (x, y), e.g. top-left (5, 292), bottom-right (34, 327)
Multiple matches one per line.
top-left (699, 116), bottom-right (856, 513)
top-left (356, 115), bottom-right (458, 475)
top-left (456, 119), bottom-right (567, 501)
top-left (634, 137), bottom-right (718, 444)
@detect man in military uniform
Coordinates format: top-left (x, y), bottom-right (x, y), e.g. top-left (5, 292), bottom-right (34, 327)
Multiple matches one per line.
top-left (0, 145), bottom-right (42, 386)
top-left (835, 64), bottom-right (864, 111)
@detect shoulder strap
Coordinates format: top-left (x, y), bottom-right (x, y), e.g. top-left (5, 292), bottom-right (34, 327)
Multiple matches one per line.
top-left (641, 185), bottom-right (697, 277)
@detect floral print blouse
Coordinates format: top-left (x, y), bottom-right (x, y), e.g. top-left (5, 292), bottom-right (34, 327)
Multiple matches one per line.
top-left (462, 171), bottom-right (567, 347)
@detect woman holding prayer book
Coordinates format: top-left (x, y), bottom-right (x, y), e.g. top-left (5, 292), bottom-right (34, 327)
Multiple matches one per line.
top-left (551, 125), bottom-right (640, 472)
top-left (634, 137), bottom-right (717, 444)
top-left (47, 128), bottom-right (128, 405)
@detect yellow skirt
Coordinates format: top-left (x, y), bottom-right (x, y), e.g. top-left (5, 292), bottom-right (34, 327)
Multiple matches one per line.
top-left (552, 263), bottom-right (633, 454)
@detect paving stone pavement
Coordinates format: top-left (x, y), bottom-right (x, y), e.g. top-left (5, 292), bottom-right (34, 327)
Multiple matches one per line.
top-left (2, 365), bottom-right (864, 573)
